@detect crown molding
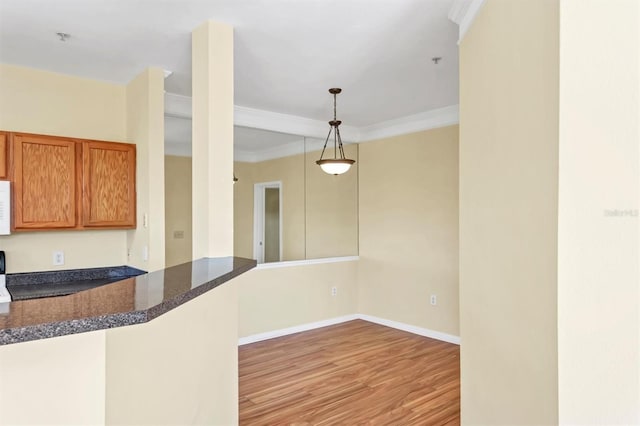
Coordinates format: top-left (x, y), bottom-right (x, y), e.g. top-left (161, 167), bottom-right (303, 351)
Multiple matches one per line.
top-left (358, 105), bottom-right (459, 143)
top-left (164, 92), bottom-right (360, 142)
top-left (235, 139), bottom-right (304, 163)
top-left (165, 141), bottom-right (191, 157)
top-left (448, 0), bottom-right (472, 25)
top-left (234, 105), bottom-right (360, 142)
top-left (165, 93), bottom-right (459, 160)
top-left (164, 92), bottom-right (192, 118)
top-left (448, 0), bottom-right (487, 43)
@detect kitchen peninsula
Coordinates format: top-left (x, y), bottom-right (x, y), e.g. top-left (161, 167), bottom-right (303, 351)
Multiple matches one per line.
top-left (0, 257), bottom-right (256, 425)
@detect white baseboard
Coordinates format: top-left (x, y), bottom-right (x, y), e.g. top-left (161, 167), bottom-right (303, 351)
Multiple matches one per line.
top-left (238, 314), bottom-right (359, 345)
top-left (357, 314), bottom-right (460, 345)
top-left (238, 314), bottom-right (460, 346)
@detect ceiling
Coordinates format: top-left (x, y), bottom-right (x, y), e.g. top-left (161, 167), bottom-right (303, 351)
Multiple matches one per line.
top-left (0, 0), bottom-right (460, 127)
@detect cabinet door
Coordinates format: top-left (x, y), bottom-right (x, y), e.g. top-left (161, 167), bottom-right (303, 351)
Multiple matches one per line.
top-left (12, 134), bottom-right (79, 229)
top-left (82, 141), bottom-right (136, 228)
top-left (0, 132), bottom-right (7, 179)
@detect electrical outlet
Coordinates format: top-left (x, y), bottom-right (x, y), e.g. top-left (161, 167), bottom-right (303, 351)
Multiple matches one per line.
top-left (52, 251), bottom-right (64, 266)
top-left (331, 286), bottom-right (338, 296)
top-left (430, 295), bottom-right (437, 306)
top-left (142, 246), bottom-right (149, 261)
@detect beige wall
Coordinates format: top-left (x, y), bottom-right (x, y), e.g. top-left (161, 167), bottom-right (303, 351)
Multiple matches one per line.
top-left (0, 280), bottom-right (240, 426)
top-left (0, 64), bottom-right (128, 273)
top-left (165, 155), bottom-right (193, 267)
top-left (305, 144), bottom-right (359, 259)
top-left (238, 260), bottom-right (358, 337)
top-left (358, 127), bottom-right (459, 336)
top-left (106, 281), bottom-right (239, 425)
top-left (191, 21), bottom-right (234, 259)
top-left (234, 155), bottom-right (306, 261)
top-left (126, 68), bottom-right (166, 272)
top-left (558, 1), bottom-right (639, 423)
top-left (0, 330), bottom-right (107, 426)
top-left (459, 1), bottom-right (559, 424)
top-left (234, 145), bottom-right (359, 262)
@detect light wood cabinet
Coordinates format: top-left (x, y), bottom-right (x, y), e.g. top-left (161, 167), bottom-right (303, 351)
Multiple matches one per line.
top-left (82, 141), bottom-right (136, 228)
top-left (8, 132), bottom-right (136, 231)
top-left (12, 134), bottom-right (80, 230)
top-left (0, 132), bottom-right (7, 179)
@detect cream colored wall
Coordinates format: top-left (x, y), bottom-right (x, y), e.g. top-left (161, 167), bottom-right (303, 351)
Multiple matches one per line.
top-left (558, 1), bottom-right (639, 423)
top-left (305, 144), bottom-right (359, 259)
top-left (238, 260), bottom-right (358, 337)
top-left (165, 156), bottom-right (193, 267)
top-left (233, 161), bottom-right (256, 258)
top-left (0, 330), bottom-right (107, 426)
top-left (234, 146), bottom-right (359, 262)
top-left (0, 280), bottom-right (240, 426)
top-left (459, 1), bottom-right (559, 424)
top-left (126, 68), bottom-right (166, 272)
top-left (192, 21), bottom-right (234, 259)
top-left (106, 281), bottom-right (239, 425)
top-left (0, 64), bottom-right (126, 140)
top-left (234, 155), bottom-right (306, 261)
top-left (357, 127), bottom-right (459, 336)
top-left (0, 64), bottom-right (128, 273)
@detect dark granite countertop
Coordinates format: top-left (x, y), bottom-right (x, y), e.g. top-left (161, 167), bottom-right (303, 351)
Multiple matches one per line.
top-left (0, 257), bottom-right (256, 346)
top-left (7, 265), bottom-right (146, 300)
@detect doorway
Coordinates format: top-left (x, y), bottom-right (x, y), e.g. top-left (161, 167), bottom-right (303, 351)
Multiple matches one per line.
top-left (253, 181), bottom-right (282, 263)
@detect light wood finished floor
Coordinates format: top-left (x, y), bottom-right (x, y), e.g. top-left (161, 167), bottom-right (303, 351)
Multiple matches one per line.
top-left (239, 320), bottom-right (460, 425)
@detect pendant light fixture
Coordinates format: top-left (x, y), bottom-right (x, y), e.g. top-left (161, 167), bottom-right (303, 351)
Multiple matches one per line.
top-left (316, 88), bottom-right (355, 175)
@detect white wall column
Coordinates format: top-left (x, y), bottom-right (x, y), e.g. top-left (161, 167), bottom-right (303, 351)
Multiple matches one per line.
top-left (558, 1), bottom-right (640, 423)
top-left (192, 21), bottom-right (234, 259)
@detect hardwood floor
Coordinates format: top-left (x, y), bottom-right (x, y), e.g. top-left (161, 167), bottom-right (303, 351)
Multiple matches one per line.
top-left (239, 320), bottom-right (460, 425)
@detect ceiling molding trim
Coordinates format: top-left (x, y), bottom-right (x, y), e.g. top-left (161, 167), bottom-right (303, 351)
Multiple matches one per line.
top-left (235, 138), bottom-right (334, 163)
top-left (164, 92), bottom-right (192, 118)
top-left (358, 104), bottom-right (459, 143)
top-left (454, 0), bottom-right (487, 42)
top-left (234, 149), bottom-right (257, 163)
top-left (234, 105), bottom-right (360, 142)
top-left (164, 93), bottom-right (360, 141)
top-left (165, 93), bottom-right (459, 150)
top-left (235, 139), bottom-right (305, 163)
top-left (448, 0), bottom-right (472, 25)
top-left (165, 141), bottom-right (192, 157)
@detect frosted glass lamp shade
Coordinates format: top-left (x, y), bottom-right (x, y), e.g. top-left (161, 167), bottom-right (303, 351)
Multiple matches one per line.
top-left (316, 159), bottom-right (355, 175)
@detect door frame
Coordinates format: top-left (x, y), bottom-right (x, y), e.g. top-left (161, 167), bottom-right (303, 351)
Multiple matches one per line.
top-left (253, 181), bottom-right (283, 263)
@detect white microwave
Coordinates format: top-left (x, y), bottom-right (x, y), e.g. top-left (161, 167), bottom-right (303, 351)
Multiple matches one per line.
top-left (0, 181), bottom-right (10, 235)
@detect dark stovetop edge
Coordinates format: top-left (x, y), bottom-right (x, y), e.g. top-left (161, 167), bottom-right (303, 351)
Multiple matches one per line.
top-left (6, 265), bottom-right (146, 286)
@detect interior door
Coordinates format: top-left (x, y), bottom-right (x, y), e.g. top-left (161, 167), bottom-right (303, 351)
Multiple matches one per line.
top-left (253, 182), bottom-right (282, 263)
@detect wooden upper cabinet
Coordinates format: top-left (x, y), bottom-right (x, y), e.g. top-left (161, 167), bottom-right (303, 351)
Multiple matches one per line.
top-left (7, 132), bottom-right (136, 232)
top-left (82, 141), bottom-right (136, 228)
top-left (0, 132), bottom-right (7, 179)
top-left (12, 134), bottom-right (79, 229)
